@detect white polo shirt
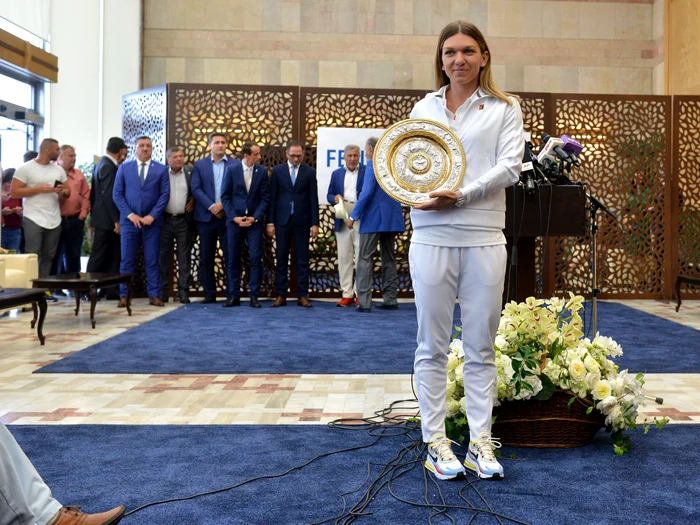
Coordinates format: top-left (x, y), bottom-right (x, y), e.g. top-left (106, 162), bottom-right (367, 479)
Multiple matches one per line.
top-left (13, 160), bottom-right (67, 230)
top-left (409, 85), bottom-right (524, 247)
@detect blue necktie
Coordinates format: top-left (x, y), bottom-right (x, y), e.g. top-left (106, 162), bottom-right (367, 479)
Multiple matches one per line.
top-left (139, 163), bottom-right (146, 186)
top-left (290, 166), bottom-right (296, 215)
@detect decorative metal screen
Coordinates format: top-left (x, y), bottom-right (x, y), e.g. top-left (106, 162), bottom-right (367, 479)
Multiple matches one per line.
top-left (673, 97), bottom-right (700, 297)
top-left (122, 85), bottom-right (167, 162)
top-left (551, 95), bottom-right (671, 299)
top-left (122, 85), bottom-right (690, 301)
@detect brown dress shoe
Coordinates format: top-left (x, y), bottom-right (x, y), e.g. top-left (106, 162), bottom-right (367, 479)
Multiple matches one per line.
top-left (117, 297), bottom-right (127, 308)
top-left (52, 505), bottom-right (125, 525)
top-left (149, 297), bottom-right (165, 307)
top-left (297, 296), bottom-right (312, 308)
top-left (270, 296), bottom-right (287, 307)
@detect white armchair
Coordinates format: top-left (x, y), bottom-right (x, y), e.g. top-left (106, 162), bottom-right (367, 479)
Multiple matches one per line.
top-left (0, 253), bottom-right (39, 288)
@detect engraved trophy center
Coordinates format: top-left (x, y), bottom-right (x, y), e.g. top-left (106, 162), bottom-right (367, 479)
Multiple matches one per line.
top-left (374, 118), bottom-right (466, 206)
top-left (408, 152), bottom-right (431, 175)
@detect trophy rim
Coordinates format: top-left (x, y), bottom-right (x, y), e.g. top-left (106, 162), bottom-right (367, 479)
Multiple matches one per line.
top-left (374, 118), bottom-right (467, 206)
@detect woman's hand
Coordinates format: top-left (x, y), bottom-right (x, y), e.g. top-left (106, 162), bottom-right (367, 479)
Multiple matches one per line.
top-left (413, 190), bottom-right (459, 211)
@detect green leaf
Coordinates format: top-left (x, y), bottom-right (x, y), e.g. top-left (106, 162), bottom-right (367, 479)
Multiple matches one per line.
top-left (522, 381), bottom-right (534, 393)
top-left (509, 453), bottom-right (518, 460)
top-left (643, 424), bottom-right (650, 435)
top-left (613, 444), bottom-right (625, 456)
top-left (534, 375), bottom-right (555, 400)
top-left (567, 397), bottom-right (576, 408)
top-left (586, 406), bottom-right (594, 415)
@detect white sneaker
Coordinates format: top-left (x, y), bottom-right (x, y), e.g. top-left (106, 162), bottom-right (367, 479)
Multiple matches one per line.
top-left (464, 434), bottom-right (504, 480)
top-left (424, 437), bottom-right (466, 480)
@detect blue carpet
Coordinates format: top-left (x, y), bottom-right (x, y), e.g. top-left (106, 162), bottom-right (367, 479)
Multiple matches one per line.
top-left (9, 424), bottom-right (700, 525)
top-left (35, 300), bottom-right (699, 375)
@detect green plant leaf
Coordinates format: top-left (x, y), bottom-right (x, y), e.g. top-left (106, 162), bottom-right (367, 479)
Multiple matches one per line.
top-left (567, 396), bottom-right (576, 408)
top-left (586, 406), bottom-right (593, 415)
top-left (534, 374), bottom-right (555, 400)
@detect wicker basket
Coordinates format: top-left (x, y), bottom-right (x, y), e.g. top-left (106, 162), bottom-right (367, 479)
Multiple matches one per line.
top-left (492, 389), bottom-right (605, 448)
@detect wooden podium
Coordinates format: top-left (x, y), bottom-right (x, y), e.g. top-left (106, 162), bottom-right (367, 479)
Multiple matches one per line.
top-left (504, 185), bottom-right (588, 303)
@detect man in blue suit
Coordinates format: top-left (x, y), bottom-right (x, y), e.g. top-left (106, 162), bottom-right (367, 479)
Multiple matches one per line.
top-left (327, 144), bottom-right (365, 307)
top-left (267, 140), bottom-right (319, 308)
top-left (113, 135), bottom-right (170, 307)
top-left (348, 137), bottom-right (405, 312)
top-left (191, 132), bottom-right (239, 303)
top-left (221, 141), bottom-right (269, 308)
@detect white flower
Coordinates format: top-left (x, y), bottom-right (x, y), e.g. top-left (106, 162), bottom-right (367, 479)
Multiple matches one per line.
top-left (454, 363), bottom-right (465, 386)
top-left (596, 395), bottom-right (618, 415)
top-left (584, 355), bottom-right (599, 373)
top-left (542, 360), bottom-right (562, 382)
top-left (446, 379), bottom-right (457, 400)
top-left (494, 334), bottom-right (507, 352)
top-left (593, 380), bottom-right (612, 400)
top-left (604, 404), bottom-right (623, 429)
top-left (446, 352), bottom-right (458, 373)
top-left (448, 338), bottom-right (464, 358)
top-left (446, 398), bottom-right (461, 417)
top-left (460, 395), bottom-right (468, 416)
top-left (585, 371), bottom-right (601, 389)
top-left (568, 359), bottom-right (587, 382)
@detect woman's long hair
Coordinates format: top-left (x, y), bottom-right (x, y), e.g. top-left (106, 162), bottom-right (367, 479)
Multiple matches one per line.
top-left (433, 21), bottom-right (516, 104)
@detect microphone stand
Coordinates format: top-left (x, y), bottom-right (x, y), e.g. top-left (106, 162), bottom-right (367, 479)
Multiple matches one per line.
top-left (587, 194), bottom-right (618, 335)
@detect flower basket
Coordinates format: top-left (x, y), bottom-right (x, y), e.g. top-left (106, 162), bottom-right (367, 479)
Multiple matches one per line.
top-left (492, 389), bottom-right (605, 448)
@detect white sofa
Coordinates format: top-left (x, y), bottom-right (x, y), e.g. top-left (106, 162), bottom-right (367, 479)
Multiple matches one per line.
top-left (0, 253), bottom-right (39, 288)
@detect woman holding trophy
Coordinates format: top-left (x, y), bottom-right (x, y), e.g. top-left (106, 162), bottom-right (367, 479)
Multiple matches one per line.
top-left (408, 21), bottom-right (524, 481)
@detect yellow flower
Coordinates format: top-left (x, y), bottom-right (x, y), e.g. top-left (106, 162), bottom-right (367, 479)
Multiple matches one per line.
top-left (593, 380), bottom-right (612, 400)
top-left (569, 359), bottom-right (587, 382)
top-left (565, 293), bottom-right (585, 313)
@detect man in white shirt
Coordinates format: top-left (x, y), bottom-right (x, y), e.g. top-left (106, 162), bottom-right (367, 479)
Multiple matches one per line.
top-left (11, 138), bottom-right (71, 279)
top-left (326, 145), bottom-right (365, 307)
top-left (159, 146), bottom-right (194, 304)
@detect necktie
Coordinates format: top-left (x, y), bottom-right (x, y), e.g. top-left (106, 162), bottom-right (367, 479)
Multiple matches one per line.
top-left (290, 165), bottom-right (296, 186)
top-left (245, 167), bottom-right (252, 192)
top-left (139, 163), bottom-right (146, 186)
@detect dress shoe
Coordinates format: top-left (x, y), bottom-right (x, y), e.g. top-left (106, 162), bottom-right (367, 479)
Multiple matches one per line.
top-left (223, 297), bottom-right (240, 307)
top-left (250, 297), bottom-right (262, 308)
top-left (356, 306), bottom-right (372, 313)
top-left (117, 297), bottom-right (128, 308)
top-left (297, 296), bottom-right (312, 308)
top-left (377, 303), bottom-right (399, 310)
top-left (336, 297), bottom-right (355, 307)
top-left (270, 296), bottom-right (287, 307)
top-left (149, 297), bottom-right (165, 307)
top-left (201, 296), bottom-right (216, 304)
top-left (179, 294), bottom-right (191, 304)
top-left (52, 505), bottom-right (125, 525)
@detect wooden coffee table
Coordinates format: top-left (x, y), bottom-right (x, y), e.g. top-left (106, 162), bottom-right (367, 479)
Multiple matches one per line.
top-left (0, 287), bottom-right (48, 344)
top-left (32, 273), bottom-right (134, 328)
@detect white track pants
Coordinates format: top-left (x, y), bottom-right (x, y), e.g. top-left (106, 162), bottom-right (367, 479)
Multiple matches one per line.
top-left (410, 243), bottom-right (507, 443)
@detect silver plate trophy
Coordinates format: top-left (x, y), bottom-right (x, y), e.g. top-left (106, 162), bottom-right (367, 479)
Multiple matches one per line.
top-left (374, 119), bottom-right (466, 206)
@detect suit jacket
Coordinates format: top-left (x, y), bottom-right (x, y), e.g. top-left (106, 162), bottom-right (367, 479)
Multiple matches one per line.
top-left (90, 155), bottom-right (120, 230)
top-left (268, 162), bottom-right (319, 228)
top-left (326, 164), bottom-right (366, 232)
top-left (113, 160), bottom-right (170, 227)
top-left (221, 162), bottom-right (270, 223)
top-left (191, 156), bottom-right (240, 223)
top-left (350, 160), bottom-right (405, 234)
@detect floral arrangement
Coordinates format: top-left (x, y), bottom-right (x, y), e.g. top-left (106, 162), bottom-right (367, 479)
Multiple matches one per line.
top-left (445, 293), bottom-right (667, 454)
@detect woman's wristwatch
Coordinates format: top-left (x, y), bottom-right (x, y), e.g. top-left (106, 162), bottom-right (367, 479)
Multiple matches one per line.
top-left (455, 191), bottom-right (465, 207)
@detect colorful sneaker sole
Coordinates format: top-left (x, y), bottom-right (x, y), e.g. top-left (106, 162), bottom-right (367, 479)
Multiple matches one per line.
top-left (463, 452), bottom-right (504, 480)
top-left (424, 455), bottom-right (465, 480)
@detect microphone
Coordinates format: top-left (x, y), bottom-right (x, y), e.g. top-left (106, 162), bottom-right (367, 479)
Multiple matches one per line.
top-left (561, 134), bottom-right (582, 166)
top-left (520, 141), bottom-right (537, 195)
top-left (540, 133), bottom-right (573, 164)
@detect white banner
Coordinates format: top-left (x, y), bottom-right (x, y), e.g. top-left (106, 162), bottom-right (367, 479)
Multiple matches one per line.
top-left (315, 127), bottom-right (385, 205)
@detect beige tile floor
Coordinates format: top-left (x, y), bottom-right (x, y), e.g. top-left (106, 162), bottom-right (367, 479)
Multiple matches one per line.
top-left (0, 297), bottom-right (698, 426)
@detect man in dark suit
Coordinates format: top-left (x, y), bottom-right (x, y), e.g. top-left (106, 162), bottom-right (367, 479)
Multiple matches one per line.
top-left (113, 135), bottom-right (170, 307)
top-left (191, 132), bottom-right (239, 303)
top-left (87, 137), bottom-right (128, 299)
top-left (221, 141), bottom-right (269, 308)
top-left (327, 144), bottom-right (365, 307)
top-left (159, 146), bottom-right (195, 304)
top-left (267, 140), bottom-right (319, 308)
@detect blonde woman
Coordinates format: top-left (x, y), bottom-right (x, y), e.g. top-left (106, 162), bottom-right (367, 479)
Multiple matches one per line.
top-left (409, 21), bottom-right (524, 480)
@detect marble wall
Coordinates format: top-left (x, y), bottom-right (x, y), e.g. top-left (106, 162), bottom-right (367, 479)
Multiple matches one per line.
top-left (143, 0), bottom-right (665, 94)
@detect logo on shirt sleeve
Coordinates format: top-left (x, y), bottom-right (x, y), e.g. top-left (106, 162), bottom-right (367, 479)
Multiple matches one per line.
top-left (478, 104), bottom-right (485, 110)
